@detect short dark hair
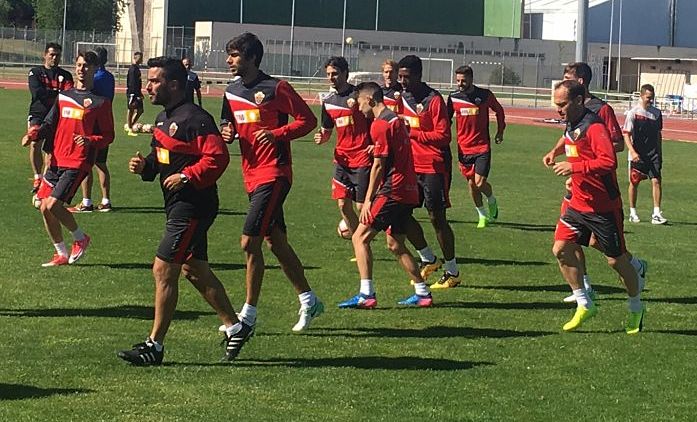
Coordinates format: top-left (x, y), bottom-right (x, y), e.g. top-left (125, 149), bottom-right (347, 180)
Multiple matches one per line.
top-left (398, 55), bottom-right (422, 77)
top-left (555, 79), bottom-right (585, 101)
top-left (455, 65), bottom-right (473, 77)
top-left (134, 51), bottom-right (142, 58)
top-left (226, 32), bottom-right (264, 67)
top-left (94, 47), bottom-right (108, 66)
top-left (45, 42), bottom-right (62, 53)
top-left (324, 56), bottom-right (349, 74)
top-left (78, 50), bottom-right (100, 67)
top-left (147, 56), bottom-right (188, 90)
top-left (640, 84), bottom-right (655, 94)
top-left (357, 81), bottom-right (383, 103)
top-left (563, 62), bottom-right (593, 86)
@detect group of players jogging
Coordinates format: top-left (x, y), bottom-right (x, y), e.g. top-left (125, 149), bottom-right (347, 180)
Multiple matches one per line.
top-left (22, 32), bottom-right (666, 366)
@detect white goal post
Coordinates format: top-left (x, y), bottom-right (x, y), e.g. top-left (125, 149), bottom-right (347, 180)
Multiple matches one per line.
top-left (420, 57), bottom-right (454, 86)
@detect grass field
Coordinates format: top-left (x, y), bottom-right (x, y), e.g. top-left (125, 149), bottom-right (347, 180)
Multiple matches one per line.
top-left (1, 87), bottom-right (696, 421)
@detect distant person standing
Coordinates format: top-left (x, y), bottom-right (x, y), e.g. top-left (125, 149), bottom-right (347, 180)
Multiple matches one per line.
top-left (447, 65), bottom-right (506, 229)
top-left (183, 57), bottom-right (202, 106)
top-left (624, 84), bottom-right (666, 225)
top-left (380, 59), bottom-right (402, 113)
top-left (126, 51), bottom-right (144, 136)
top-left (72, 47), bottom-right (115, 212)
top-left (27, 42), bottom-right (74, 195)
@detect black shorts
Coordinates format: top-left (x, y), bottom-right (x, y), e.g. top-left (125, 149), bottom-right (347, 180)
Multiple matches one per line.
top-left (128, 95), bottom-right (144, 111)
top-left (331, 164), bottom-right (370, 202)
top-left (366, 195), bottom-right (414, 235)
top-left (28, 116), bottom-right (52, 153)
top-left (555, 206), bottom-right (626, 258)
top-left (243, 178), bottom-right (290, 237)
top-left (630, 155), bottom-right (661, 180)
top-left (95, 146), bottom-right (109, 164)
top-left (36, 167), bottom-right (88, 204)
top-left (416, 172), bottom-right (451, 210)
top-left (156, 211), bottom-right (215, 264)
top-left (458, 151), bottom-right (491, 180)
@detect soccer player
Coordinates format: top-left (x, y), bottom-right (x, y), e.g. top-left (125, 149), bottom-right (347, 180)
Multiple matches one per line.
top-left (119, 57), bottom-right (246, 365)
top-left (398, 55), bottom-right (460, 289)
top-left (314, 56), bottom-right (372, 237)
top-left (339, 81), bottom-right (432, 308)
top-left (447, 65), bottom-right (505, 228)
top-left (21, 51), bottom-right (113, 267)
top-left (549, 62), bottom-right (630, 303)
top-left (220, 32), bottom-right (324, 333)
top-left (624, 84), bottom-right (666, 225)
top-left (72, 47), bottom-right (115, 213)
top-left (26, 42), bottom-right (73, 195)
top-left (545, 80), bottom-right (645, 334)
top-left (125, 51), bottom-right (144, 136)
top-left (381, 59), bottom-right (402, 113)
top-left (183, 57), bottom-right (203, 107)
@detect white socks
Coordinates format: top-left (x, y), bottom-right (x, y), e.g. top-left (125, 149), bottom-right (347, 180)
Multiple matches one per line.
top-left (102, 197), bottom-right (111, 206)
top-left (298, 290), bottom-right (316, 309)
top-left (146, 337), bottom-right (163, 351)
top-left (53, 242), bottom-right (68, 257)
top-left (239, 303), bottom-right (256, 326)
top-left (573, 288), bottom-right (592, 308)
top-left (413, 282), bottom-right (429, 296)
top-left (360, 279), bottom-right (374, 296)
top-left (417, 247), bottom-right (436, 263)
top-left (82, 198), bottom-right (93, 207)
top-left (476, 206), bottom-right (487, 218)
top-left (583, 274), bottom-right (592, 291)
top-left (653, 207), bottom-right (661, 216)
top-left (630, 207), bottom-right (638, 217)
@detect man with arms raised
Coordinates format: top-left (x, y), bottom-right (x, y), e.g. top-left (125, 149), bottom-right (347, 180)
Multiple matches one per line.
top-left (119, 57), bottom-right (245, 365)
top-left (221, 32), bottom-right (324, 333)
top-left (314, 56), bottom-right (372, 240)
top-left (545, 80), bottom-right (645, 334)
top-left (341, 81), bottom-right (432, 308)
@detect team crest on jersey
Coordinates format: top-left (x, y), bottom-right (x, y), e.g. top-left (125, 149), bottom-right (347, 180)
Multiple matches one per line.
top-left (83, 98), bottom-right (92, 108)
top-left (169, 122), bottom-right (178, 137)
top-left (58, 75), bottom-right (64, 83)
top-left (347, 98), bottom-right (356, 108)
top-left (474, 97), bottom-right (482, 105)
top-left (394, 91), bottom-right (401, 99)
top-left (254, 91), bottom-right (265, 105)
top-left (572, 128), bottom-right (582, 141)
top-left (416, 103), bottom-right (424, 114)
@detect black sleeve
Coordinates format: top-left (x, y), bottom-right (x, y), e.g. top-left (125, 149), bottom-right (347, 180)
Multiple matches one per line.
top-left (320, 103), bottom-right (334, 129)
top-left (127, 67), bottom-right (137, 95)
top-left (446, 96), bottom-right (454, 122)
top-left (140, 141), bottom-right (159, 182)
top-left (37, 101), bottom-right (59, 141)
top-left (28, 68), bottom-right (47, 102)
top-left (220, 93), bottom-right (233, 125)
top-left (194, 75), bottom-right (201, 90)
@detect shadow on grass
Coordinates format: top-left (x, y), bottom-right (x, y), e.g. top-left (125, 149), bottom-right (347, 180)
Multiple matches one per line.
top-left (436, 300), bottom-right (569, 310)
top-left (455, 257), bottom-right (550, 266)
top-left (0, 305), bottom-right (212, 320)
top-left (656, 329), bottom-right (697, 336)
top-left (167, 356), bottom-right (493, 371)
top-left (0, 383), bottom-right (92, 400)
top-left (492, 221), bottom-right (556, 233)
top-left (285, 325), bottom-right (555, 339)
top-left (78, 262), bottom-right (319, 271)
top-left (466, 283), bottom-right (626, 295)
top-left (600, 296), bottom-right (697, 305)
top-left (115, 206), bottom-right (245, 216)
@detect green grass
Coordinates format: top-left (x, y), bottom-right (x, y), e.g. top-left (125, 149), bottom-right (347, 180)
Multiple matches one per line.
top-left (1, 88), bottom-right (696, 421)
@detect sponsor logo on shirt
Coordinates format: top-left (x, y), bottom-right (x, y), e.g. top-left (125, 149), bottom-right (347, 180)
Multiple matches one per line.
top-left (565, 144), bottom-right (579, 158)
top-left (460, 107), bottom-right (479, 116)
top-left (234, 109), bottom-right (261, 124)
top-left (404, 116), bottom-right (420, 129)
top-left (156, 147), bottom-right (170, 164)
top-left (61, 107), bottom-right (84, 120)
top-left (335, 115), bottom-right (353, 128)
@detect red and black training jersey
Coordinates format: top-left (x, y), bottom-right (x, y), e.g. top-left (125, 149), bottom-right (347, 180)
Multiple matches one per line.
top-left (27, 65), bottom-right (74, 120)
top-left (371, 108), bottom-right (419, 205)
top-left (623, 104), bottom-right (663, 158)
top-left (320, 84), bottom-right (372, 168)
top-left (221, 72), bottom-right (317, 192)
top-left (141, 101), bottom-right (229, 217)
top-left (447, 86), bottom-right (505, 155)
top-left (586, 95), bottom-right (623, 146)
top-left (563, 109), bottom-right (621, 213)
top-left (37, 88), bottom-right (113, 171)
top-left (382, 83), bottom-right (403, 114)
top-left (400, 83), bottom-right (451, 174)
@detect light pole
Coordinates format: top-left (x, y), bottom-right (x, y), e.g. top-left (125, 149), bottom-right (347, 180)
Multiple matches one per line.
top-left (289, 0), bottom-right (296, 75)
top-left (61, 0), bottom-right (67, 46)
top-left (576, 0), bottom-right (588, 62)
top-left (341, 0), bottom-right (347, 56)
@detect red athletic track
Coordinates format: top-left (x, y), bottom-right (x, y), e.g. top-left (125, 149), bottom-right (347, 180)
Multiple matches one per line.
top-left (2, 79), bottom-right (695, 143)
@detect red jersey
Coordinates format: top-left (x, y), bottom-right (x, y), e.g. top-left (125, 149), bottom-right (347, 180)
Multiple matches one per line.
top-left (400, 84), bottom-right (451, 174)
top-left (564, 110), bottom-right (621, 213)
top-left (382, 83), bottom-right (403, 114)
top-left (221, 72), bottom-right (317, 192)
top-left (320, 84), bottom-right (372, 168)
top-left (371, 108), bottom-right (419, 205)
top-left (586, 95), bottom-right (622, 146)
top-left (36, 88), bottom-right (114, 171)
top-left (447, 86), bottom-right (505, 155)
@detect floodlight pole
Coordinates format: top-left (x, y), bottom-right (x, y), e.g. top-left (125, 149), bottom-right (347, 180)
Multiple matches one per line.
top-left (617, 0), bottom-right (623, 92)
top-left (575, 0), bottom-right (588, 62)
top-left (341, 0), bottom-right (347, 56)
top-left (607, 0), bottom-right (615, 94)
top-left (61, 0), bottom-right (67, 46)
top-left (289, 0), bottom-right (296, 76)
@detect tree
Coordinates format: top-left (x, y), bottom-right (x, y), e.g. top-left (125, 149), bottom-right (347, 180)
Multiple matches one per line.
top-left (0, 0), bottom-right (33, 26)
top-left (31, 0), bottom-right (125, 32)
top-left (488, 64), bottom-right (522, 86)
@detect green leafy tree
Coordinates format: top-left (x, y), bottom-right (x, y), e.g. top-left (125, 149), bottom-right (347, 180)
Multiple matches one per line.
top-left (488, 65), bottom-right (522, 86)
top-left (32, 0), bottom-right (125, 32)
top-left (0, 0), bottom-right (33, 26)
